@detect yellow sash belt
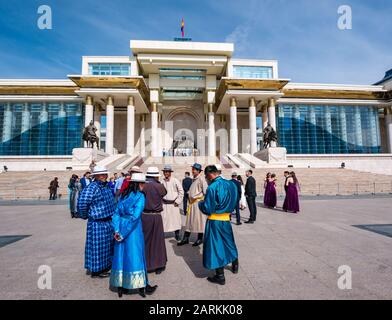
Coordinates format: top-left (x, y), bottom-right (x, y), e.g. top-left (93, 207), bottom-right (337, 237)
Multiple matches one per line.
top-left (208, 213), bottom-right (231, 221)
top-left (187, 197), bottom-right (204, 215)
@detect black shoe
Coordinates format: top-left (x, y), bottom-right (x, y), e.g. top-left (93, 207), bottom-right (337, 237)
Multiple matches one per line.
top-left (118, 287), bottom-right (123, 298)
top-left (155, 267), bottom-right (165, 274)
top-left (207, 275), bottom-right (226, 285)
top-left (232, 259), bottom-right (239, 274)
top-left (236, 222), bottom-right (242, 226)
top-left (138, 288), bottom-right (146, 298)
top-left (244, 220), bottom-right (254, 224)
top-left (145, 285), bottom-right (158, 295)
top-left (192, 239), bottom-right (203, 247)
top-left (91, 271), bottom-right (111, 278)
top-left (177, 233), bottom-right (190, 246)
top-left (86, 270), bottom-right (91, 276)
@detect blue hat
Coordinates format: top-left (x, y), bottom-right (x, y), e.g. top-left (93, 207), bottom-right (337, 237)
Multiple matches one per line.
top-left (192, 163), bottom-right (202, 171)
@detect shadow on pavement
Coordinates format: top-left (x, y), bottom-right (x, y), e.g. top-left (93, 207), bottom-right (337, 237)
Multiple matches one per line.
top-left (169, 239), bottom-right (210, 278)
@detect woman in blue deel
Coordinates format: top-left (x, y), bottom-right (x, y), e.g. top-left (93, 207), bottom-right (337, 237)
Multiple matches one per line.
top-left (110, 172), bottom-right (158, 298)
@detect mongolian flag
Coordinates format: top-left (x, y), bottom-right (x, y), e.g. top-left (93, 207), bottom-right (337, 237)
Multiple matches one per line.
top-left (181, 18), bottom-right (184, 37)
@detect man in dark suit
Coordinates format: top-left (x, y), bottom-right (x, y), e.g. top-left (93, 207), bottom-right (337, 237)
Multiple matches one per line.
top-left (245, 170), bottom-right (257, 224)
top-left (182, 172), bottom-right (193, 215)
top-left (80, 171), bottom-right (91, 190)
top-left (231, 172), bottom-right (242, 225)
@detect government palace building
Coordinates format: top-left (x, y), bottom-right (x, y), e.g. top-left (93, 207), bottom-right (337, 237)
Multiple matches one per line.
top-left (0, 40), bottom-right (392, 173)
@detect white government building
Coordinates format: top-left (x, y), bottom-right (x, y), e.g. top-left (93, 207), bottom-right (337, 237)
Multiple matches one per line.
top-left (0, 39), bottom-right (392, 173)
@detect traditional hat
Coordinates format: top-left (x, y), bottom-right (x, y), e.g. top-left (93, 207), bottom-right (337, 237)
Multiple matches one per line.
top-left (162, 165), bottom-right (174, 172)
top-left (130, 173), bottom-right (146, 183)
top-left (215, 164), bottom-right (222, 171)
top-left (231, 172), bottom-right (238, 177)
top-left (146, 167), bottom-right (161, 177)
top-left (91, 166), bottom-right (110, 176)
top-left (191, 163), bottom-right (202, 171)
top-left (130, 166), bottom-right (142, 173)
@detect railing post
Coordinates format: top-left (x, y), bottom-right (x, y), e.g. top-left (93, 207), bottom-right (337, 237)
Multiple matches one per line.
top-left (373, 182), bottom-right (376, 195)
top-left (356, 184), bottom-right (358, 195)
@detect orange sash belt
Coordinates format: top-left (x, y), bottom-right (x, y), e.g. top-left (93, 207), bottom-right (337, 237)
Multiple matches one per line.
top-left (208, 213), bottom-right (231, 221)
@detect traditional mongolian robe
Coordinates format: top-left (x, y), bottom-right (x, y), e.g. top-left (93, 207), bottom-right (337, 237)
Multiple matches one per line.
top-left (199, 176), bottom-right (239, 270)
top-left (161, 177), bottom-right (184, 232)
top-left (110, 191), bottom-right (149, 289)
top-left (142, 178), bottom-right (168, 272)
top-left (78, 180), bottom-right (116, 273)
top-left (69, 179), bottom-right (82, 216)
top-left (184, 174), bottom-right (208, 233)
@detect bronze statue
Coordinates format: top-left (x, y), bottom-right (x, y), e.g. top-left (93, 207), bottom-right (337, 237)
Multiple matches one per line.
top-left (262, 123), bottom-right (278, 149)
top-left (82, 120), bottom-right (99, 149)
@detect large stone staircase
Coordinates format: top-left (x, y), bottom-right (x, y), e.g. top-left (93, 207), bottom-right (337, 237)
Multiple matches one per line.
top-left (0, 156), bottom-right (391, 200)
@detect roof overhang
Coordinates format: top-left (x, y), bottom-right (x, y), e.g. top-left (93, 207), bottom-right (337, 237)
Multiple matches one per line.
top-left (215, 78), bottom-right (290, 113)
top-left (0, 79), bottom-right (78, 96)
top-left (131, 40), bottom-right (234, 57)
top-left (68, 75), bottom-right (150, 108)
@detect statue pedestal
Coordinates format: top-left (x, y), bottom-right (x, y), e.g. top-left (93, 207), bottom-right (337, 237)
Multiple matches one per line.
top-left (254, 147), bottom-right (287, 165)
top-left (71, 148), bottom-right (108, 170)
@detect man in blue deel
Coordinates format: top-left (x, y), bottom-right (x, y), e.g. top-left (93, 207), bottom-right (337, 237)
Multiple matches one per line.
top-left (198, 165), bottom-right (239, 285)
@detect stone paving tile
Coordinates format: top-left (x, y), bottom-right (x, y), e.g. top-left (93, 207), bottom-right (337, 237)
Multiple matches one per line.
top-left (0, 198), bottom-right (392, 299)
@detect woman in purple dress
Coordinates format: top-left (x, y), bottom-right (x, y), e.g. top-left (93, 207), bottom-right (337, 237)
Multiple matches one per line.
top-left (283, 172), bottom-right (300, 213)
top-left (263, 173), bottom-right (277, 209)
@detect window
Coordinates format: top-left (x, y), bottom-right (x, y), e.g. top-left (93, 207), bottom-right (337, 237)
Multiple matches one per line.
top-left (233, 65), bottom-right (273, 79)
top-left (277, 104), bottom-right (381, 154)
top-left (0, 102), bottom-right (83, 156)
top-left (88, 63), bottom-right (131, 76)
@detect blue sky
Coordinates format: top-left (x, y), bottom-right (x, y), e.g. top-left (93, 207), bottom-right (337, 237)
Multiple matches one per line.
top-left (0, 0), bottom-right (390, 84)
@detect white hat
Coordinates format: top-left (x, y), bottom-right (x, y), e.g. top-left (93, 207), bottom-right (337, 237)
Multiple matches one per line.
top-left (215, 164), bottom-right (222, 171)
top-left (130, 166), bottom-right (142, 173)
top-left (130, 173), bottom-right (146, 183)
top-left (146, 166), bottom-right (161, 177)
top-left (91, 166), bottom-right (110, 176)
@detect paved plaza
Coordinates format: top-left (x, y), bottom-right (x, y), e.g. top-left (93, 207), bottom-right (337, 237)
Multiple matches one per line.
top-left (0, 197), bottom-right (391, 300)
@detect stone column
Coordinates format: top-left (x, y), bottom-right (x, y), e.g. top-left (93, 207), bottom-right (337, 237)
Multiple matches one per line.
top-left (140, 114), bottom-right (146, 157)
top-left (268, 98), bottom-right (277, 147)
top-left (85, 96), bottom-right (94, 127)
top-left (208, 103), bottom-right (216, 157)
top-left (249, 97), bottom-right (257, 155)
top-left (84, 96), bottom-right (94, 148)
top-left (229, 97), bottom-right (238, 155)
top-left (262, 105), bottom-right (268, 129)
top-left (151, 103), bottom-right (159, 157)
top-left (105, 96), bottom-right (114, 155)
top-left (369, 107), bottom-right (378, 151)
top-left (127, 96), bottom-right (135, 155)
top-left (2, 103), bottom-right (12, 143)
top-left (385, 107), bottom-right (392, 153)
top-left (93, 106), bottom-right (101, 147)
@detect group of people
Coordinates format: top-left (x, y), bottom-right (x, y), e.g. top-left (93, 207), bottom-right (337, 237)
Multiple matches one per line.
top-left (75, 163), bottom-right (240, 298)
top-left (263, 171), bottom-right (300, 213)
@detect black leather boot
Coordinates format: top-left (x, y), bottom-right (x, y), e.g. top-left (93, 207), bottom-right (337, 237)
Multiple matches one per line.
top-left (138, 288), bottom-right (146, 298)
top-left (207, 268), bottom-right (225, 285)
top-left (192, 233), bottom-right (203, 247)
top-left (145, 284), bottom-right (158, 295)
top-left (232, 259), bottom-right (239, 274)
top-left (118, 287), bottom-right (123, 298)
top-left (177, 231), bottom-right (190, 246)
top-left (174, 230), bottom-right (180, 241)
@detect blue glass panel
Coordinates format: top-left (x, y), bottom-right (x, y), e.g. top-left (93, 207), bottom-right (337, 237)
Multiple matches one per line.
top-left (0, 102), bottom-right (83, 156)
top-left (276, 104), bottom-right (381, 154)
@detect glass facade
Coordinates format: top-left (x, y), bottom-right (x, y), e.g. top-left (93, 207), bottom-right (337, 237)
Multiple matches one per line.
top-left (233, 65), bottom-right (273, 79)
top-left (0, 102), bottom-right (83, 156)
top-left (277, 104), bottom-right (381, 154)
top-left (88, 63), bottom-right (131, 76)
